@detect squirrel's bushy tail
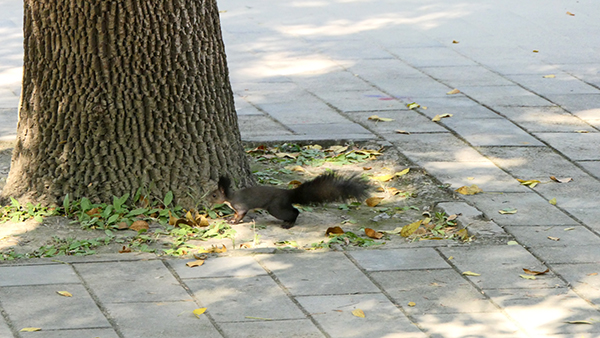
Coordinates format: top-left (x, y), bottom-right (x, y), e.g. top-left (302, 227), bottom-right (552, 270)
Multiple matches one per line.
top-left (291, 172), bottom-right (370, 205)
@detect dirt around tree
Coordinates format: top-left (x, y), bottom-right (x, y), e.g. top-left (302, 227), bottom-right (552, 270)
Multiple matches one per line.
top-left (0, 141), bottom-right (470, 262)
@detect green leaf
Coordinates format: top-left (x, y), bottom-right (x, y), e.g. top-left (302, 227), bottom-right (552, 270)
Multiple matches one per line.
top-left (164, 191), bottom-right (174, 206)
top-left (80, 198), bottom-right (92, 212)
top-left (34, 215), bottom-right (44, 223)
top-left (63, 194), bottom-right (70, 212)
top-left (113, 193), bottom-right (129, 210)
top-left (126, 208), bottom-right (148, 217)
top-left (107, 214), bottom-right (120, 224)
top-left (10, 197), bottom-right (20, 209)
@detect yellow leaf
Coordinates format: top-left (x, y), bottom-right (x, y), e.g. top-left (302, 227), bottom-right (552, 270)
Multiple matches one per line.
top-left (186, 260), bottom-right (205, 268)
top-left (193, 308), bottom-right (207, 318)
top-left (368, 115), bottom-right (394, 122)
top-left (448, 256), bottom-right (454, 260)
top-left (533, 49), bottom-right (539, 53)
top-left (564, 227), bottom-right (575, 231)
top-left (499, 208), bottom-right (518, 214)
top-left (462, 271), bottom-right (481, 276)
top-left (372, 174), bottom-right (395, 182)
top-left (520, 274), bottom-right (536, 280)
top-left (543, 74), bottom-right (556, 78)
top-left (548, 236), bottom-right (560, 241)
top-left (365, 197), bottom-right (384, 207)
top-left (351, 309), bottom-right (365, 318)
top-left (20, 328), bottom-right (42, 332)
top-left (406, 102), bottom-right (420, 109)
top-left (452, 40), bottom-right (459, 44)
top-left (523, 268), bottom-right (549, 275)
top-left (517, 179), bottom-right (540, 188)
top-left (408, 301), bottom-right (416, 307)
top-left (549, 197), bottom-right (557, 205)
top-left (396, 168), bottom-right (410, 177)
top-left (400, 220), bottom-right (423, 237)
top-left (291, 166), bottom-right (305, 172)
top-left (507, 241), bottom-right (519, 245)
top-left (56, 291), bottom-right (72, 297)
top-left (446, 89), bottom-right (461, 95)
top-left (566, 11), bottom-right (575, 16)
top-left (432, 113), bottom-right (453, 122)
top-left (455, 184), bottom-right (482, 195)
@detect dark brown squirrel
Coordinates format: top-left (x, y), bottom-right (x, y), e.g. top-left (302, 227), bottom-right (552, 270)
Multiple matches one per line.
top-left (208, 172), bottom-right (370, 229)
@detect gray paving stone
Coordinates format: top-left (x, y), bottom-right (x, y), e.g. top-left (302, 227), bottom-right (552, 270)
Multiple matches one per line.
top-left (74, 260), bottom-right (190, 303)
top-left (420, 161), bottom-right (529, 192)
top-left (413, 312), bottom-right (527, 338)
top-left (106, 301), bottom-right (222, 338)
top-left (478, 146), bottom-right (592, 180)
top-left (551, 263), bottom-right (600, 306)
top-left (168, 256), bottom-right (267, 279)
top-left (219, 319), bottom-right (324, 338)
top-left (438, 245), bottom-right (564, 289)
top-left (578, 161), bottom-right (600, 180)
top-left (435, 202), bottom-right (508, 238)
top-left (372, 77), bottom-right (455, 100)
top-left (370, 269), bottom-right (497, 314)
top-left (495, 106), bottom-right (596, 132)
top-left (263, 106), bottom-right (351, 125)
top-left (346, 111), bottom-right (447, 134)
top-left (545, 93), bottom-right (600, 117)
top-left (507, 73), bottom-right (600, 95)
top-left (441, 118), bottom-right (545, 146)
top-left (238, 115), bottom-right (294, 138)
top-left (535, 132), bottom-right (600, 161)
top-left (0, 264), bottom-right (78, 286)
top-left (348, 248), bottom-right (449, 271)
top-left (486, 288), bottom-right (600, 336)
top-left (504, 225), bottom-right (600, 248)
top-left (18, 328), bottom-right (118, 338)
top-left (296, 293), bottom-right (425, 338)
top-left (0, 284), bottom-right (110, 331)
top-left (420, 65), bottom-right (514, 87)
top-left (459, 85), bottom-right (553, 107)
top-left (463, 192), bottom-right (578, 226)
top-left (294, 70), bottom-right (375, 92)
top-left (287, 122), bottom-right (373, 136)
top-left (256, 252), bottom-right (378, 296)
top-left (385, 133), bottom-right (489, 164)
top-left (313, 90), bottom-right (406, 112)
top-left (533, 176), bottom-right (600, 209)
top-left (390, 47), bottom-right (477, 68)
top-left (346, 59), bottom-right (425, 80)
top-left (418, 104), bottom-right (501, 120)
top-left (185, 275), bottom-right (305, 322)
top-left (529, 245), bottom-right (600, 264)
top-left (564, 207), bottom-right (600, 234)
top-left (0, 317), bottom-right (12, 338)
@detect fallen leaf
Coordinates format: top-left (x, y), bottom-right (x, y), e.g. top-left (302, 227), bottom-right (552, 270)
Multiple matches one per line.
top-left (588, 272), bottom-right (598, 276)
top-left (186, 260), bottom-right (205, 268)
top-left (368, 115), bottom-right (394, 122)
top-left (432, 113), bottom-right (453, 122)
top-left (517, 179), bottom-right (541, 188)
top-left (565, 320), bottom-right (592, 325)
top-left (365, 197), bottom-right (384, 207)
top-left (395, 129), bottom-right (410, 134)
top-left (325, 145), bottom-right (349, 153)
top-left (239, 243), bottom-right (254, 249)
top-left (543, 74), bottom-right (556, 78)
top-left (533, 49), bottom-right (539, 53)
top-left (564, 227), bottom-right (575, 231)
top-left (275, 152), bottom-right (298, 159)
top-left (20, 328), bottom-right (42, 332)
top-left (193, 308), bottom-right (207, 318)
top-left (452, 40), bottom-right (459, 44)
top-left (130, 220), bottom-right (149, 232)
top-left (446, 89), bottom-right (461, 95)
top-left (326, 226), bottom-right (345, 236)
top-left (119, 246), bottom-right (132, 253)
top-left (291, 166), bottom-right (305, 172)
top-left (566, 11), bottom-right (575, 16)
top-left (365, 228), bottom-right (384, 239)
top-left (499, 208), bottom-right (518, 214)
top-left (408, 301), bottom-right (416, 307)
top-left (198, 245), bottom-right (227, 254)
top-left (523, 268), bottom-right (549, 275)
top-left (351, 309), bottom-right (365, 318)
top-left (396, 168), bottom-right (410, 176)
top-left (400, 220), bottom-right (423, 237)
top-left (575, 130), bottom-right (589, 133)
top-left (446, 214), bottom-right (459, 221)
top-left (455, 184), bottom-right (483, 195)
top-left (116, 221), bottom-right (129, 230)
top-left (406, 102), bottom-right (420, 109)
top-left (549, 197), bottom-right (557, 205)
top-left (547, 236), bottom-right (560, 241)
top-left (372, 174), bottom-right (394, 182)
top-left (448, 256), bottom-right (454, 260)
top-left (520, 274), bottom-right (536, 280)
top-left (550, 176), bottom-right (573, 183)
top-left (56, 291), bottom-right (72, 297)
top-left (462, 271), bottom-right (481, 276)
top-left (507, 241), bottom-right (519, 245)
top-left (363, 167), bottom-right (372, 170)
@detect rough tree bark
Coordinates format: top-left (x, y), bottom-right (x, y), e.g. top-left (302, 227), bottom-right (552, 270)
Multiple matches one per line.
top-left (2, 0), bottom-right (253, 207)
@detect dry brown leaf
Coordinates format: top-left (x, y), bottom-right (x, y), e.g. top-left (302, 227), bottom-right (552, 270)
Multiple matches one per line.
top-left (85, 207), bottom-right (101, 217)
top-left (452, 40), bottom-right (459, 44)
top-left (351, 309), bottom-right (365, 318)
top-left (116, 221), bottom-right (129, 230)
top-left (291, 166), bottom-right (305, 172)
top-left (186, 260), bottom-right (205, 268)
top-left (550, 176), bottom-right (573, 183)
top-left (533, 49), bottom-right (539, 53)
top-left (523, 268), bottom-right (549, 275)
top-left (368, 115), bottom-right (394, 122)
top-left (239, 243), bottom-right (254, 249)
top-left (588, 272), bottom-right (598, 276)
top-left (130, 220), bottom-right (149, 232)
top-left (455, 184), bottom-right (482, 195)
top-left (119, 246), bottom-right (132, 253)
top-left (326, 226), bottom-right (345, 236)
top-left (400, 220), bottom-right (423, 237)
top-left (199, 245), bottom-right (227, 254)
top-left (566, 11), bottom-right (575, 16)
top-left (365, 197), bottom-right (384, 207)
top-left (362, 166), bottom-right (372, 170)
top-left (288, 180), bottom-right (303, 189)
top-left (446, 89), bottom-right (460, 95)
top-left (395, 129), bottom-right (410, 134)
top-left (446, 214), bottom-right (459, 221)
top-left (547, 236), bottom-right (560, 241)
top-left (365, 228), bottom-right (384, 239)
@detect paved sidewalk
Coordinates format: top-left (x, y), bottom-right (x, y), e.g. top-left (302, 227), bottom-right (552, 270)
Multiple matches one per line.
top-left (1, 0), bottom-right (600, 337)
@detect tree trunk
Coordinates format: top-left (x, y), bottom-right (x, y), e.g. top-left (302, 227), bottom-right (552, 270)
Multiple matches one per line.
top-left (2, 0), bottom-right (252, 207)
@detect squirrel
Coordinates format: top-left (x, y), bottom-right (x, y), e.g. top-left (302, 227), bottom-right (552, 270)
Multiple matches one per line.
top-left (208, 172), bottom-right (370, 228)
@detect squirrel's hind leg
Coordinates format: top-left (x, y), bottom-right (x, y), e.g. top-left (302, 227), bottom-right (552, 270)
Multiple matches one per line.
top-left (267, 205), bottom-right (299, 229)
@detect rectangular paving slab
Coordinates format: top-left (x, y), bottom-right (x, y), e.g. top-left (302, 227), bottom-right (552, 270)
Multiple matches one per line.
top-left (535, 132), bottom-right (600, 161)
top-left (370, 269), bottom-right (498, 314)
top-left (440, 118), bottom-right (545, 147)
top-left (0, 264), bottom-right (79, 286)
top-left (346, 110), bottom-right (447, 134)
top-left (74, 260), bottom-right (191, 303)
top-left (486, 288), bottom-right (600, 336)
top-left (167, 256), bottom-right (267, 279)
top-left (256, 252), bottom-right (378, 296)
top-left (504, 225), bottom-right (600, 247)
top-left (529, 245), bottom-right (600, 264)
top-left (296, 293), bottom-right (425, 338)
top-left (551, 263), bottom-right (600, 307)
top-left (493, 106), bottom-right (596, 133)
top-left (18, 328), bottom-right (119, 338)
top-left (105, 301), bottom-right (222, 338)
top-left (218, 319), bottom-right (324, 338)
top-left (184, 275), bottom-right (305, 322)
top-left (348, 248), bottom-right (450, 271)
top-left (386, 133), bottom-right (490, 164)
top-left (0, 284), bottom-right (110, 331)
top-left (412, 312), bottom-right (527, 338)
top-left (438, 245), bottom-right (564, 289)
